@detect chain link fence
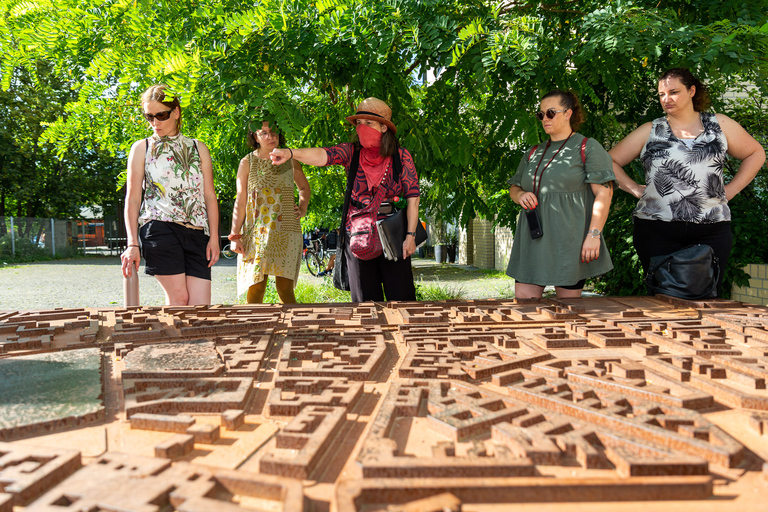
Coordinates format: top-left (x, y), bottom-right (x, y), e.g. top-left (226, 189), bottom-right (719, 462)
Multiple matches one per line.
top-left (0, 215), bottom-right (126, 260)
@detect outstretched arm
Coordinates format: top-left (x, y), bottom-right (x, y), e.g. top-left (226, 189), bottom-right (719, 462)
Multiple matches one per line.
top-left (270, 147), bottom-right (328, 167)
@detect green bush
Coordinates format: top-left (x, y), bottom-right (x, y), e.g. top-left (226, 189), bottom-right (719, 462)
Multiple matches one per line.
top-left (415, 281), bottom-right (466, 301)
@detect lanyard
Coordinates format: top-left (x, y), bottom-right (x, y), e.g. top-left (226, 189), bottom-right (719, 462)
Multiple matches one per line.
top-left (532, 131), bottom-right (573, 198)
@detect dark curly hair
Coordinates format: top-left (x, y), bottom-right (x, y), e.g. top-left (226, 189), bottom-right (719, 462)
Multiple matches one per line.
top-left (541, 89), bottom-right (583, 131)
top-left (658, 68), bottom-right (710, 111)
top-left (247, 121), bottom-right (287, 149)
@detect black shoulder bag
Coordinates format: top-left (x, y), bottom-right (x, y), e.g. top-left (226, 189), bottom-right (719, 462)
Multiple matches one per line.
top-left (644, 244), bottom-right (719, 300)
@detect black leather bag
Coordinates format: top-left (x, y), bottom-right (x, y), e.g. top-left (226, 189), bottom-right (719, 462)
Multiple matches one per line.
top-left (333, 243), bottom-right (350, 291)
top-left (645, 244), bottom-right (719, 300)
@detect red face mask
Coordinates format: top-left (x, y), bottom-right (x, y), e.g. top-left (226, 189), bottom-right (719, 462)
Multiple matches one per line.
top-left (356, 123), bottom-right (383, 149)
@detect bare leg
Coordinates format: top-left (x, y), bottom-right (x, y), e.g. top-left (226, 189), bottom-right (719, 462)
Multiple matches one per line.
top-left (246, 279), bottom-right (268, 303)
top-left (155, 274), bottom-right (190, 305)
top-left (554, 286), bottom-right (582, 299)
top-left (514, 282), bottom-right (545, 299)
top-left (275, 276), bottom-right (296, 304)
top-left (186, 276), bottom-right (212, 305)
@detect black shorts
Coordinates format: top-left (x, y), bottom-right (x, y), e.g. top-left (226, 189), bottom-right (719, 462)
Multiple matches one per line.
top-left (140, 220), bottom-right (212, 280)
top-left (559, 279), bottom-right (586, 290)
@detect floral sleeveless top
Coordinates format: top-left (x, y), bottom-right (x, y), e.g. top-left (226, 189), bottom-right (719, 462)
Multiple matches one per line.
top-left (635, 112), bottom-right (729, 223)
top-left (139, 133), bottom-right (210, 235)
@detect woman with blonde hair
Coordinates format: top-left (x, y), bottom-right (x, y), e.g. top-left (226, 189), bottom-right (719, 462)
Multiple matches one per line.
top-left (121, 84), bottom-right (219, 305)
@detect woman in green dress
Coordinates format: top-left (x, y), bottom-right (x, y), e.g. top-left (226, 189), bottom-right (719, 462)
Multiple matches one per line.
top-left (228, 121), bottom-right (311, 303)
top-left (506, 90), bottom-right (615, 299)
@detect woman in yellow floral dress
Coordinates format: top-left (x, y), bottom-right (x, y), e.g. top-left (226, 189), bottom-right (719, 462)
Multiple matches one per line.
top-left (229, 121), bottom-right (310, 303)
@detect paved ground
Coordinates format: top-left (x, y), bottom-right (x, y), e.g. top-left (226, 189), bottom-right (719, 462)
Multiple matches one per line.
top-left (0, 256), bottom-right (514, 310)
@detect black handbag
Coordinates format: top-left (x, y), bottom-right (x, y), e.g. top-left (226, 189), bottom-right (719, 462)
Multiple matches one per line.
top-left (332, 243), bottom-right (350, 291)
top-left (645, 244), bottom-right (719, 300)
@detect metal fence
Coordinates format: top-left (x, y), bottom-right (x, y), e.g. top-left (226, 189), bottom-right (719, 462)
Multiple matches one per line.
top-left (0, 215), bottom-right (127, 258)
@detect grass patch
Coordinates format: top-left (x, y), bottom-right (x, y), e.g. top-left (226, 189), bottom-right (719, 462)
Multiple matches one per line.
top-left (481, 269), bottom-right (509, 279)
top-left (415, 281), bottom-right (466, 301)
top-left (494, 282), bottom-right (516, 299)
top-left (238, 276), bottom-right (351, 304)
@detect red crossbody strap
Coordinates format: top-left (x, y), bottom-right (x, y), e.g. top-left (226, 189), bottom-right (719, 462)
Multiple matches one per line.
top-left (527, 144), bottom-right (539, 162)
top-left (581, 137), bottom-right (587, 164)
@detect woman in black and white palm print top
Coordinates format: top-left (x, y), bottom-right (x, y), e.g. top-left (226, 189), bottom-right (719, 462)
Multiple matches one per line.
top-left (609, 68), bottom-right (765, 295)
top-left (637, 112), bottom-right (729, 223)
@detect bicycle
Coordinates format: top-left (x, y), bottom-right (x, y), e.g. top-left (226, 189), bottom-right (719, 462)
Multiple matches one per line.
top-left (304, 236), bottom-right (328, 276)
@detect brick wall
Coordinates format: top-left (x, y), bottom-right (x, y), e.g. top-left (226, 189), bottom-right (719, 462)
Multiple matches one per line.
top-left (731, 264), bottom-right (768, 306)
top-left (471, 218), bottom-right (495, 270)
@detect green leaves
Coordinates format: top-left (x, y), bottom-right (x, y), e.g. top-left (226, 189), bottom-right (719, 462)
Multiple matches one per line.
top-left (0, 0), bottom-right (767, 297)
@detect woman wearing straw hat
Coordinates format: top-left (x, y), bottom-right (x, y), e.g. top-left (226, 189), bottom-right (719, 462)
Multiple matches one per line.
top-left (270, 97), bottom-right (420, 302)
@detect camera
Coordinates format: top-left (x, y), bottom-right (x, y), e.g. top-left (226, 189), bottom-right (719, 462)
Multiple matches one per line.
top-left (525, 208), bottom-right (543, 239)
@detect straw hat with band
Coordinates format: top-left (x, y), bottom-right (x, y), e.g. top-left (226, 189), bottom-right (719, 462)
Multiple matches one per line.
top-left (345, 97), bottom-right (397, 135)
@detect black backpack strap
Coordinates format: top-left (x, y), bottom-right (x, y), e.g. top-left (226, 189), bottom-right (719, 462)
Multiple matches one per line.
top-left (392, 147), bottom-right (402, 184)
top-left (338, 147), bottom-right (360, 247)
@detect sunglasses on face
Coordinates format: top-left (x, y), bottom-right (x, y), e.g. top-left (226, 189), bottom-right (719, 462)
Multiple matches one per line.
top-left (535, 109), bottom-right (566, 121)
top-left (143, 110), bottom-right (173, 123)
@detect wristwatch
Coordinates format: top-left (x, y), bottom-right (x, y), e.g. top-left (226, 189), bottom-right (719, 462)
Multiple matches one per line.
top-left (406, 232), bottom-right (416, 237)
top-left (587, 229), bottom-right (601, 239)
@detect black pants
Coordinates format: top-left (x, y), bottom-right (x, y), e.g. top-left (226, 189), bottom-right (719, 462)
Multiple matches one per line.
top-left (345, 244), bottom-right (416, 302)
top-left (633, 218), bottom-right (732, 295)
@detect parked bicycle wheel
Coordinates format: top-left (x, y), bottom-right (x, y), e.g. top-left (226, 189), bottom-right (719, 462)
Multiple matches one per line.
top-left (221, 243), bottom-right (237, 259)
top-left (306, 252), bottom-right (323, 276)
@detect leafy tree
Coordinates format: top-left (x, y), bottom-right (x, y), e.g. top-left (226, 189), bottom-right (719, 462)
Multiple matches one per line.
top-left (1, 0), bottom-right (767, 294)
top-left (0, 61), bottom-right (123, 228)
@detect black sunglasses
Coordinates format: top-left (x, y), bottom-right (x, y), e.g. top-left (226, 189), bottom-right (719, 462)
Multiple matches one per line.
top-left (535, 108), bottom-right (566, 121)
top-left (143, 110), bottom-right (173, 122)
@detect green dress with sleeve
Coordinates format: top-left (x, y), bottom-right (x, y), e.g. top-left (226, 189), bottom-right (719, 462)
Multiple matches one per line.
top-left (505, 135), bottom-right (616, 287)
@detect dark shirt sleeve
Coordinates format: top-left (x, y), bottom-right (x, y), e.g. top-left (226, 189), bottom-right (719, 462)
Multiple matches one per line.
top-left (323, 142), bottom-right (354, 167)
top-left (399, 148), bottom-right (419, 198)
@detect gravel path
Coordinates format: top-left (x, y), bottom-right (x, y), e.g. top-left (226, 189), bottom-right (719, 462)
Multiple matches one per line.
top-left (0, 257), bottom-right (239, 310)
top-left (0, 256), bottom-right (514, 311)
